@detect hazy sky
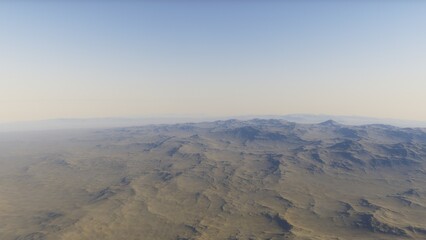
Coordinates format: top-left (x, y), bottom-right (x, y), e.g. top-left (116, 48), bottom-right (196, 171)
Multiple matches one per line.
top-left (1, 1), bottom-right (425, 122)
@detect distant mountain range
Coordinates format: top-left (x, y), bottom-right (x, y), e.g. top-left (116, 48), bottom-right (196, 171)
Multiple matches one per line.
top-left (277, 114), bottom-right (426, 128)
top-left (1, 114), bottom-right (426, 132)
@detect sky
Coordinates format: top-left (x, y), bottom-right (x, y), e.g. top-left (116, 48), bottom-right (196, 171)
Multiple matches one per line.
top-left (1, 1), bottom-right (426, 122)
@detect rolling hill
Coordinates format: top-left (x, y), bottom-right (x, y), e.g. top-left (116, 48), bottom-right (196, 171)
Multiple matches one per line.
top-left (0, 119), bottom-right (425, 239)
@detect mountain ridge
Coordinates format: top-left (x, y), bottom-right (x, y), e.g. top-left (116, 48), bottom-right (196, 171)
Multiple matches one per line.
top-left (1, 114), bottom-right (426, 132)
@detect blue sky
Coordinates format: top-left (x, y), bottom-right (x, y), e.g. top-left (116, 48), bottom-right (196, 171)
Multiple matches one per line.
top-left (1, 1), bottom-right (425, 122)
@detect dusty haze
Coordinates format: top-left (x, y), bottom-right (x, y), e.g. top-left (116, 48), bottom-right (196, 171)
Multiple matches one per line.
top-left (1, 1), bottom-right (426, 122)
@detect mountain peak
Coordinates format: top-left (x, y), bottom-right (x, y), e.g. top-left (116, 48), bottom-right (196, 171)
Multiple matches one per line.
top-left (319, 119), bottom-right (341, 126)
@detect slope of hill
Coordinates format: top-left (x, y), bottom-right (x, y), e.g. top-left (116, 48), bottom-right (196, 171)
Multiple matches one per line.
top-left (0, 119), bottom-right (425, 240)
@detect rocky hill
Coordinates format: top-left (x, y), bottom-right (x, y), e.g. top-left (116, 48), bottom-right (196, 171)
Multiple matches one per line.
top-left (0, 119), bottom-right (425, 240)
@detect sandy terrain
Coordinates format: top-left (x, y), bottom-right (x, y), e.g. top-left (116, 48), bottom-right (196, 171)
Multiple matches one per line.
top-left (0, 119), bottom-right (425, 240)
